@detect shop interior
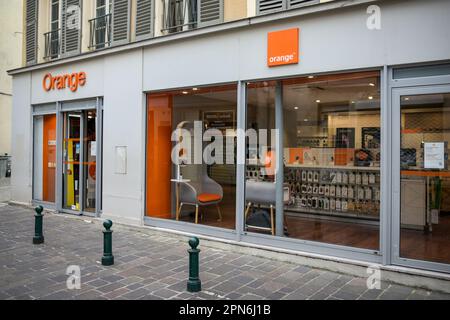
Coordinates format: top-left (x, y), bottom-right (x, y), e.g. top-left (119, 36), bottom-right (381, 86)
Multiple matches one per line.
top-left (145, 73), bottom-right (450, 261)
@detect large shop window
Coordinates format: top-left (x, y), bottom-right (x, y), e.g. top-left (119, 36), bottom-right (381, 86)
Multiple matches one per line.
top-left (245, 71), bottom-right (381, 250)
top-left (33, 114), bottom-right (57, 202)
top-left (146, 85), bottom-right (237, 229)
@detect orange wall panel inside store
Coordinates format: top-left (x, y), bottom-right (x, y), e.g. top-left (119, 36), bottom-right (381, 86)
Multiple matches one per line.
top-left (42, 114), bottom-right (56, 202)
top-left (146, 94), bottom-right (173, 218)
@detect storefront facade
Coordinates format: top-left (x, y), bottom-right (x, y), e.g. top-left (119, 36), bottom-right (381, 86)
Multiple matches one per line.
top-left (9, 0), bottom-right (450, 274)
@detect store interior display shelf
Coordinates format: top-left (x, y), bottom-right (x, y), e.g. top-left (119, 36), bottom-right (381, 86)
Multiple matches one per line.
top-left (285, 164), bottom-right (380, 171)
top-left (285, 206), bottom-right (380, 221)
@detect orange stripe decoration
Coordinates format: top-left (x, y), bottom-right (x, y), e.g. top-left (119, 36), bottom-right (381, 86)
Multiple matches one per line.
top-left (42, 114), bottom-right (56, 203)
top-left (63, 161), bottom-right (96, 165)
top-left (401, 170), bottom-right (450, 177)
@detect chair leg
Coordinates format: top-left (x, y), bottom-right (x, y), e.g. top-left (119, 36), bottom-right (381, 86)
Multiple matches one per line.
top-left (195, 205), bottom-right (199, 224)
top-left (244, 202), bottom-right (252, 220)
top-left (176, 203), bottom-right (183, 221)
top-left (270, 205), bottom-right (275, 236)
top-left (216, 204), bottom-right (222, 222)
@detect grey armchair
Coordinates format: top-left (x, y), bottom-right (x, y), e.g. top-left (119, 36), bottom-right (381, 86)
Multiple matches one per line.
top-left (245, 180), bottom-right (290, 235)
top-left (176, 165), bottom-right (223, 224)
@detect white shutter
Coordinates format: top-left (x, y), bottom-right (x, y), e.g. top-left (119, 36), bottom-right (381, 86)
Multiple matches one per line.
top-left (112, 0), bottom-right (131, 44)
top-left (256, 0), bottom-right (286, 15)
top-left (135, 0), bottom-right (154, 40)
top-left (198, 0), bottom-right (223, 28)
top-left (61, 0), bottom-right (81, 56)
top-left (25, 0), bottom-right (38, 64)
top-left (288, 0), bottom-right (318, 9)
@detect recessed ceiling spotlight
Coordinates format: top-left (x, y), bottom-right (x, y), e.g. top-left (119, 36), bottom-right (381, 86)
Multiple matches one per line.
top-left (315, 100), bottom-right (321, 103)
top-left (404, 97), bottom-right (410, 101)
top-left (304, 119), bottom-right (309, 122)
top-left (294, 107), bottom-right (299, 110)
top-left (182, 91), bottom-right (189, 94)
top-left (351, 101), bottom-right (355, 104)
top-left (192, 88), bottom-right (198, 91)
top-left (308, 76), bottom-right (315, 79)
top-left (369, 83), bottom-right (375, 87)
top-left (368, 96), bottom-right (373, 100)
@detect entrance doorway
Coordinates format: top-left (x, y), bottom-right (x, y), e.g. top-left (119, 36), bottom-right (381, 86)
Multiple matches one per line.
top-left (392, 84), bottom-right (450, 273)
top-left (62, 108), bottom-right (100, 215)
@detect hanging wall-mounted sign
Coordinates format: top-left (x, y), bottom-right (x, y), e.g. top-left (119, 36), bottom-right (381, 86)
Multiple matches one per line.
top-left (267, 28), bottom-right (299, 67)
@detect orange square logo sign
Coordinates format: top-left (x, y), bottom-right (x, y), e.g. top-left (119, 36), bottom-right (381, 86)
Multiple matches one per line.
top-left (267, 28), bottom-right (299, 67)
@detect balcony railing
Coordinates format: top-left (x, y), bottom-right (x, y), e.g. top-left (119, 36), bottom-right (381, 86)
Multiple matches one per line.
top-left (89, 14), bottom-right (112, 50)
top-left (44, 29), bottom-right (61, 60)
top-left (162, 0), bottom-right (198, 34)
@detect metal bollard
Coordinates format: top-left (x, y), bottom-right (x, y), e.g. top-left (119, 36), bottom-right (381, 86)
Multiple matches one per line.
top-left (187, 237), bottom-right (201, 292)
top-left (33, 206), bottom-right (44, 244)
top-left (101, 219), bottom-right (114, 266)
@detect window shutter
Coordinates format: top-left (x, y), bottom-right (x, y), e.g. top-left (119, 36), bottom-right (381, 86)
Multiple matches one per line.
top-left (135, 0), bottom-right (154, 40)
top-left (256, 0), bottom-right (286, 15)
top-left (25, 0), bottom-right (38, 65)
top-left (287, 0), bottom-right (318, 9)
top-left (112, 0), bottom-right (131, 45)
top-left (198, 0), bottom-right (223, 28)
top-left (61, 0), bottom-right (81, 56)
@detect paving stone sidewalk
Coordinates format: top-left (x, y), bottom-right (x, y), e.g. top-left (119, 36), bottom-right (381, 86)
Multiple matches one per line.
top-left (0, 204), bottom-right (449, 300)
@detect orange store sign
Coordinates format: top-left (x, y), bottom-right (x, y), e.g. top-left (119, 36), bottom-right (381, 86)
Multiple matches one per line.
top-left (43, 72), bottom-right (87, 92)
top-left (267, 28), bottom-right (299, 67)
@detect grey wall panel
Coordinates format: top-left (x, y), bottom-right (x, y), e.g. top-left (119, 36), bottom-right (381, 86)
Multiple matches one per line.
top-left (11, 74), bottom-right (33, 203)
top-left (101, 49), bottom-right (144, 226)
top-left (30, 59), bottom-right (105, 104)
top-left (143, 0), bottom-right (450, 90)
top-left (143, 32), bottom-right (241, 91)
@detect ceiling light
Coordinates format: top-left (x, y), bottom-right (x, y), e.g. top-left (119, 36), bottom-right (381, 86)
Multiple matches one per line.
top-left (308, 76), bottom-right (314, 79)
top-left (368, 96), bottom-right (373, 100)
top-left (369, 83), bottom-right (375, 87)
top-left (182, 91), bottom-right (188, 94)
top-left (404, 97), bottom-right (410, 101)
top-left (192, 88), bottom-right (198, 91)
top-left (294, 107), bottom-right (299, 110)
top-left (304, 119), bottom-right (309, 122)
top-left (315, 100), bottom-right (321, 103)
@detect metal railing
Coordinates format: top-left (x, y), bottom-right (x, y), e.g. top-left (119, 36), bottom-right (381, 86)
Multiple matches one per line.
top-left (162, 0), bottom-right (197, 34)
top-left (89, 14), bottom-right (112, 50)
top-left (44, 29), bottom-right (61, 60)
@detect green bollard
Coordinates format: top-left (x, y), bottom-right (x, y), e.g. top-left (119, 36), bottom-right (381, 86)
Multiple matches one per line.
top-left (33, 206), bottom-right (44, 244)
top-left (187, 237), bottom-right (201, 292)
top-left (101, 219), bottom-right (114, 266)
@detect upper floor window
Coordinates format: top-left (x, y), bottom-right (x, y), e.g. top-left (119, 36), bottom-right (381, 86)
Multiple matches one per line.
top-left (44, 0), bottom-right (82, 61)
top-left (161, 0), bottom-right (223, 35)
top-left (89, 0), bottom-right (112, 49)
top-left (256, 0), bottom-right (319, 15)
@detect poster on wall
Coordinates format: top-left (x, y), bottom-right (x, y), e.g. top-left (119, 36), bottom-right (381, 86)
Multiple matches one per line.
top-left (335, 128), bottom-right (355, 148)
top-left (362, 127), bottom-right (380, 149)
top-left (424, 142), bottom-right (447, 169)
top-left (203, 110), bottom-right (235, 131)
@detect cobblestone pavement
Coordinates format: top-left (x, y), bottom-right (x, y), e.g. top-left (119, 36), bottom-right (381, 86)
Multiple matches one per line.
top-left (1, 204), bottom-right (449, 300)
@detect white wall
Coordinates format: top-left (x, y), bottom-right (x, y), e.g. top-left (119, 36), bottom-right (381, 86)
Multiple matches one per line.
top-left (11, 73), bottom-right (32, 204)
top-left (101, 49), bottom-right (144, 226)
top-left (143, 0), bottom-right (450, 91)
